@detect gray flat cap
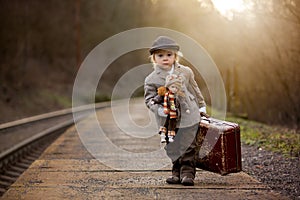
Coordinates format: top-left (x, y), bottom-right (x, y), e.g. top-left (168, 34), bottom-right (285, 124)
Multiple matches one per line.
top-left (149, 36), bottom-right (180, 54)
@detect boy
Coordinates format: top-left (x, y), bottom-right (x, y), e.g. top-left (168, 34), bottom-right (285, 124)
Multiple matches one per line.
top-left (144, 36), bottom-right (206, 186)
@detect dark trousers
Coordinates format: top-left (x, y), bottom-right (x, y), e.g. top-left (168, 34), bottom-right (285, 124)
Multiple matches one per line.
top-left (164, 115), bottom-right (177, 134)
top-left (165, 124), bottom-right (200, 179)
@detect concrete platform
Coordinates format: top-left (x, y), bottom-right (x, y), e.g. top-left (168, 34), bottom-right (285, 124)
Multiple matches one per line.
top-left (2, 99), bottom-right (289, 199)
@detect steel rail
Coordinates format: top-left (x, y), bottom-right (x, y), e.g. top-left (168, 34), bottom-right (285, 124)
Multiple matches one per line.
top-left (0, 101), bottom-right (110, 196)
top-left (0, 101), bottom-right (111, 130)
top-left (0, 119), bottom-right (74, 196)
top-left (0, 119), bottom-right (74, 169)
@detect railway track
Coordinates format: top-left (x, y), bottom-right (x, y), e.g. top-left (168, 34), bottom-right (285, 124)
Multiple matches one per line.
top-left (0, 102), bottom-right (110, 197)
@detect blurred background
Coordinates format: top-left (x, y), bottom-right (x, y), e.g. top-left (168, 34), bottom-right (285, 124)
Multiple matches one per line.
top-left (0, 0), bottom-right (299, 129)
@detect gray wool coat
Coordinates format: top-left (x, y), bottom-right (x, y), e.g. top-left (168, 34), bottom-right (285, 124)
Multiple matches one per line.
top-left (144, 62), bottom-right (206, 128)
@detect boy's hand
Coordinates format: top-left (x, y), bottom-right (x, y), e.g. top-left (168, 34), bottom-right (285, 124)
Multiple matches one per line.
top-left (199, 106), bottom-right (206, 113)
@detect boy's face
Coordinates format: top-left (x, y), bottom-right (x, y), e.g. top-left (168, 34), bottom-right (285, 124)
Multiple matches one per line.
top-left (153, 50), bottom-right (176, 69)
top-left (168, 84), bottom-right (179, 94)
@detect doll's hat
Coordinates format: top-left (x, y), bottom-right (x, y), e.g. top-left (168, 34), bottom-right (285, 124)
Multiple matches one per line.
top-left (149, 36), bottom-right (180, 54)
top-left (165, 74), bottom-right (183, 88)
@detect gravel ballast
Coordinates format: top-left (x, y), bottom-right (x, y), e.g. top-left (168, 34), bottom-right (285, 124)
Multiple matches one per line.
top-left (242, 144), bottom-right (300, 200)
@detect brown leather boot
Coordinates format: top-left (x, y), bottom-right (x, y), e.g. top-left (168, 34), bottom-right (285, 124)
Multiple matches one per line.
top-left (181, 176), bottom-right (194, 186)
top-left (166, 176), bottom-right (180, 184)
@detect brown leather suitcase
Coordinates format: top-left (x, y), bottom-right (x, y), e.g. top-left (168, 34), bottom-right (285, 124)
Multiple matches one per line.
top-left (196, 118), bottom-right (242, 175)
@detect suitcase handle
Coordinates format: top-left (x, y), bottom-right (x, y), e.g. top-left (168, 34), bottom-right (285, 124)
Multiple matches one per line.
top-left (200, 112), bottom-right (211, 124)
top-left (200, 112), bottom-right (210, 118)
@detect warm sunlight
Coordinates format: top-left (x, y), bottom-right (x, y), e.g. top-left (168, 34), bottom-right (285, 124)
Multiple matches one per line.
top-left (212, 0), bottom-right (253, 20)
top-left (199, 0), bottom-right (253, 20)
top-left (213, 0), bottom-right (246, 13)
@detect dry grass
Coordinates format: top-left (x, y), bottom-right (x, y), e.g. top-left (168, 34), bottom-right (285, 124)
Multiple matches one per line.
top-left (226, 116), bottom-right (300, 157)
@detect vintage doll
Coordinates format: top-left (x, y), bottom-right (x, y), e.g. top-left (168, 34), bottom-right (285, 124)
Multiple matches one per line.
top-left (150, 86), bottom-right (169, 142)
top-left (163, 74), bottom-right (190, 142)
top-left (144, 36), bottom-right (207, 186)
top-left (151, 74), bottom-right (190, 143)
